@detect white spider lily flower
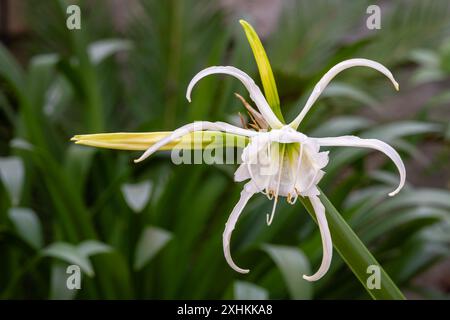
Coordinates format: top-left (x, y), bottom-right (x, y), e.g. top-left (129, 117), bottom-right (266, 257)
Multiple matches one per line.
top-left (134, 58), bottom-right (406, 281)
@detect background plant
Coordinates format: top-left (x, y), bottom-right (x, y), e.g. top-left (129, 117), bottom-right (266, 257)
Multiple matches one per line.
top-left (0, 0), bottom-right (449, 299)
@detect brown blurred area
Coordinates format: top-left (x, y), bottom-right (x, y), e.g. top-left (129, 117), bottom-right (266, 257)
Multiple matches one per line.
top-left (0, 0), bottom-right (27, 38)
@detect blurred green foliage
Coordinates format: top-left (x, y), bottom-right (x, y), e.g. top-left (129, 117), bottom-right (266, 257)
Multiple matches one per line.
top-left (0, 0), bottom-right (449, 299)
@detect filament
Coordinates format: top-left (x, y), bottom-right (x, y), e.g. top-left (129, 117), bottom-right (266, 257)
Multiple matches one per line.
top-left (266, 145), bottom-right (286, 226)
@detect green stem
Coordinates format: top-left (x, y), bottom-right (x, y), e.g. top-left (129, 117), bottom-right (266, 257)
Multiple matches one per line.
top-left (299, 189), bottom-right (405, 300)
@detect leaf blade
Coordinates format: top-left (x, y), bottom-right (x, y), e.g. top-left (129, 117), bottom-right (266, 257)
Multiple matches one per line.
top-left (233, 281), bottom-right (268, 300)
top-left (42, 242), bottom-right (94, 277)
top-left (240, 20), bottom-right (284, 122)
top-left (299, 191), bottom-right (405, 300)
top-left (262, 244), bottom-right (312, 299)
top-left (134, 226), bottom-right (172, 270)
top-left (8, 207), bottom-right (43, 249)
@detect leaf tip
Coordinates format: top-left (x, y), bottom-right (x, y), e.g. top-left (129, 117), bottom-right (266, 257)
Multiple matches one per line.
top-left (239, 19), bottom-right (248, 27)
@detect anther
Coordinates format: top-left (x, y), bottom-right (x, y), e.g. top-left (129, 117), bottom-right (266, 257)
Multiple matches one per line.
top-left (287, 193), bottom-right (292, 204)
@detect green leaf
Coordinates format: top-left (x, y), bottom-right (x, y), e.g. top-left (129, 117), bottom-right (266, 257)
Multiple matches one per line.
top-left (0, 91), bottom-right (16, 124)
top-left (121, 181), bottom-right (153, 213)
top-left (77, 240), bottom-right (112, 257)
top-left (354, 188), bottom-right (450, 227)
top-left (28, 53), bottom-right (60, 103)
top-left (0, 156), bottom-right (25, 206)
top-left (88, 39), bottom-right (132, 64)
top-left (364, 121), bottom-right (442, 141)
top-left (233, 281), bottom-right (268, 300)
top-left (134, 226), bottom-right (172, 270)
top-left (324, 121), bottom-right (441, 179)
top-left (30, 53), bottom-right (59, 67)
top-left (310, 116), bottom-right (373, 137)
top-left (409, 49), bottom-right (440, 67)
top-left (362, 207), bottom-right (447, 243)
top-left (42, 243), bottom-right (94, 277)
top-left (240, 19), bottom-right (284, 122)
top-left (321, 82), bottom-right (378, 109)
top-left (262, 244), bottom-right (312, 299)
top-left (299, 191), bottom-right (405, 300)
top-left (0, 43), bottom-right (25, 95)
top-left (44, 76), bottom-right (72, 117)
top-left (8, 207), bottom-right (44, 249)
top-left (64, 144), bottom-right (96, 192)
top-left (369, 170), bottom-right (405, 187)
top-left (412, 68), bottom-right (445, 84)
top-left (10, 138), bottom-right (34, 151)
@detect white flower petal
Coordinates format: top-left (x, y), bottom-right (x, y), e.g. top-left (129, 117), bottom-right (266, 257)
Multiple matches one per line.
top-left (134, 121), bottom-right (255, 163)
top-left (311, 135), bottom-right (405, 196)
top-left (302, 170), bottom-right (326, 197)
top-left (290, 59), bottom-right (399, 129)
top-left (223, 183), bottom-right (256, 274)
top-left (286, 139), bottom-right (328, 196)
top-left (291, 143), bottom-right (304, 188)
top-left (186, 66), bottom-right (284, 129)
top-left (303, 195), bottom-right (333, 281)
top-left (240, 135), bottom-right (277, 192)
top-left (234, 163), bottom-right (250, 182)
top-left (301, 185), bottom-right (321, 197)
top-left (315, 151), bottom-right (330, 168)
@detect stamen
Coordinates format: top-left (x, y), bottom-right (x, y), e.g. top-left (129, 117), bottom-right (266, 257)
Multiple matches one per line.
top-left (290, 193), bottom-right (299, 205)
top-left (287, 192), bottom-right (298, 205)
top-left (266, 146), bottom-right (286, 226)
top-left (266, 196), bottom-right (279, 226)
top-left (238, 112), bottom-right (247, 129)
top-left (234, 93), bottom-right (269, 130)
top-left (291, 143), bottom-right (304, 192)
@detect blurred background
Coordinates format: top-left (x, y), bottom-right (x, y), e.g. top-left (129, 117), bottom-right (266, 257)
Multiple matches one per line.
top-left (0, 0), bottom-right (449, 299)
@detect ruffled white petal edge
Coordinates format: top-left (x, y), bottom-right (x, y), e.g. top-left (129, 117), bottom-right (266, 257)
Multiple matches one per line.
top-left (290, 58), bottom-right (399, 129)
top-left (187, 66), bottom-right (284, 129)
top-left (223, 183), bottom-right (256, 273)
top-left (134, 121), bottom-right (256, 163)
top-left (303, 195), bottom-right (332, 281)
top-left (311, 135), bottom-right (406, 196)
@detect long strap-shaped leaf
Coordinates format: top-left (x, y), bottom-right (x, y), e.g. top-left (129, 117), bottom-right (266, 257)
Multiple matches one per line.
top-left (299, 190), bottom-right (405, 300)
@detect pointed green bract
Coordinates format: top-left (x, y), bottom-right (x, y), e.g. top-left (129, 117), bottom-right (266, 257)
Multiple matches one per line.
top-left (71, 131), bottom-right (249, 151)
top-left (240, 20), bottom-right (284, 123)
